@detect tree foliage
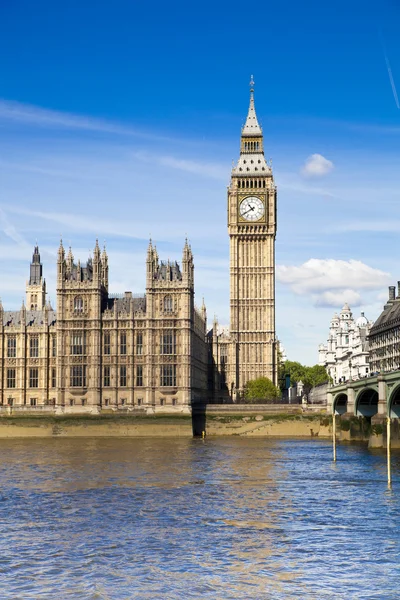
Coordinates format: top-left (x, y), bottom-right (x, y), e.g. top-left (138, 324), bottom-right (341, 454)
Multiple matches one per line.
top-left (279, 360), bottom-right (330, 393)
top-left (244, 377), bottom-right (280, 402)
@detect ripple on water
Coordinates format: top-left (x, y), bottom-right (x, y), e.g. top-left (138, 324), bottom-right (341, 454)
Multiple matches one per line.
top-left (0, 437), bottom-right (400, 599)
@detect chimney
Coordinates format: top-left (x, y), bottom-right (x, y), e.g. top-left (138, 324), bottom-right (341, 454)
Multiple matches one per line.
top-left (389, 286), bottom-right (396, 301)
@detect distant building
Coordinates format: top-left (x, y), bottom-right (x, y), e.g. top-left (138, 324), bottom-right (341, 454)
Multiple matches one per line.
top-left (369, 284), bottom-right (400, 373)
top-left (318, 303), bottom-right (373, 383)
top-left (0, 241), bottom-right (208, 412)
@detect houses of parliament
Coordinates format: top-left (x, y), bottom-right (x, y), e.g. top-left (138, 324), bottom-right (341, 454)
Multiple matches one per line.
top-left (0, 82), bottom-right (277, 412)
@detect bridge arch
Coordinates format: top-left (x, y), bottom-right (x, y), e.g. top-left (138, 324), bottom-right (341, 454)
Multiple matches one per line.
top-left (333, 393), bottom-right (348, 415)
top-left (388, 384), bottom-right (400, 418)
top-left (355, 388), bottom-right (378, 417)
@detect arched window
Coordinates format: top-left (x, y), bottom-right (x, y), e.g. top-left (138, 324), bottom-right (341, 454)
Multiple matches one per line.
top-left (74, 296), bottom-right (83, 313)
top-left (164, 295), bottom-right (173, 313)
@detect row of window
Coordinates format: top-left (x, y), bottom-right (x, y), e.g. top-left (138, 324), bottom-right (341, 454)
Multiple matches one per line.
top-left (103, 365), bottom-right (176, 387)
top-left (5, 367), bottom-right (56, 389)
top-left (3, 365), bottom-right (177, 389)
top-left (5, 336), bottom-right (57, 358)
top-left (5, 397), bottom-right (177, 407)
top-left (4, 332), bottom-right (177, 359)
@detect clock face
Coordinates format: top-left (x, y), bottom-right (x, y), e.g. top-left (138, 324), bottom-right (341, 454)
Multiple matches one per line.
top-left (239, 196), bottom-right (265, 221)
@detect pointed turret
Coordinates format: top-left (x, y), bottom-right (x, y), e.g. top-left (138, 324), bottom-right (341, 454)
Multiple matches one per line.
top-left (93, 238), bottom-right (101, 261)
top-left (26, 244), bottom-right (46, 310)
top-left (242, 75), bottom-right (262, 136)
top-left (182, 238), bottom-right (194, 286)
top-left (146, 238), bottom-right (159, 288)
top-left (66, 246), bottom-right (74, 272)
top-left (232, 76), bottom-right (270, 177)
top-left (101, 243), bottom-right (109, 289)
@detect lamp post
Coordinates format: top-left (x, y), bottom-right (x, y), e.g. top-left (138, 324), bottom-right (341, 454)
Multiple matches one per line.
top-left (387, 416), bottom-right (392, 488)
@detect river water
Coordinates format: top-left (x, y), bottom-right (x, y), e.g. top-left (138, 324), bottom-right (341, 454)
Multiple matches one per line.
top-left (0, 437), bottom-right (399, 599)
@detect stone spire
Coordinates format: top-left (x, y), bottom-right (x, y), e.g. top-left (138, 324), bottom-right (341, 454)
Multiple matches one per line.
top-left (93, 238), bottom-right (101, 261)
top-left (242, 75), bottom-right (262, 136)
top-left (58, 238), bottom-right (65, 261)
top-left (232, 76), bottom-right (270, 177)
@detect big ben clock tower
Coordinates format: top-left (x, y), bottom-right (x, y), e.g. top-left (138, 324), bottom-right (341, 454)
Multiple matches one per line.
top-left (228, 77), bottom-right (277, 395)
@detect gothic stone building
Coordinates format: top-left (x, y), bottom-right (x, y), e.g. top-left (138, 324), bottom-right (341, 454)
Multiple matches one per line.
top-left (209, 80), bottom-right (278, 401)
top-left (0, 241), bottom-right (208, 412)
top-left (368, 284), bottom-right (400, 374)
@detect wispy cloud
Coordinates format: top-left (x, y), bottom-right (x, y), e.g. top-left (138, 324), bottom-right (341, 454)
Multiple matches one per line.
top-left (133, 151), bottom-right (227, 180)
top-left (0, 99), bottom-right (171, 142)
top-left (0, 208), bottom-right (29, 247)
top-left (380, 31), bottom-right (400, 110)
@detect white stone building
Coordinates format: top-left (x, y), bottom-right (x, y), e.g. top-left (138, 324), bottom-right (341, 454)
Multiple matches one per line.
top-left (318, 303), bottom-right (373, 384)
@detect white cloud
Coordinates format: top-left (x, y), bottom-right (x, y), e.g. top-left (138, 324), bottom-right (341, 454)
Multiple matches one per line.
top-left (0, 99), bottom-right (170, 142)
top-left (315, 289), bottom-right (362, 308)
top-left (277, 258), bottom-right (390, 307)
top-left (301, 153), bottom-right (334, 177)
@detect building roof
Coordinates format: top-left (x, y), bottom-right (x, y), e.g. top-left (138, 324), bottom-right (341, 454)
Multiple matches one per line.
top-left (2, 309), bottom-right (56, 327)
top-left (242, 88), bottom-right (262, 137)
top-left (370, 300), bottom-right (400, 334)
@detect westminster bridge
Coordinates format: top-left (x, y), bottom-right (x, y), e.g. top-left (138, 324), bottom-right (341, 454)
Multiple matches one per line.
top-left (328, 371), bottom-right (400, 419)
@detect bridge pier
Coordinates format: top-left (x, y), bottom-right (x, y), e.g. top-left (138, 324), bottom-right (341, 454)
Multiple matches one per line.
top-left (346, 386), bottom-right (355, 416)
top-left (377, 375), bottom-right (388, 416)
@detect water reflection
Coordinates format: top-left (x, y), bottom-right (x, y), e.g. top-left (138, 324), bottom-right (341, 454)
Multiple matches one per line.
top-left (0, 438), bottom-right (399, 598)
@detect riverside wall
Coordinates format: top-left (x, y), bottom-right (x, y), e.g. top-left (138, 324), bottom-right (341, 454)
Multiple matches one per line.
top-left (0, 405), bottom-right (332, 439)
top-left (1, 407), bottom-right (399, 447)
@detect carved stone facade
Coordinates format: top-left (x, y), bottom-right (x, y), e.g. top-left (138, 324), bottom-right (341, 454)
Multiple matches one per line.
top-left (318, 303), bottom-right (373, 384)
top-left (369, 284), bottom-right (400, 374)
top-left (0, 242), bottom-right (208, 412)
top-left (209, 81), bottom-right (277, 401)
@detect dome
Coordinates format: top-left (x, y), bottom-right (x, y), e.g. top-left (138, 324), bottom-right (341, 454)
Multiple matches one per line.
top-left (356, 311), bottom-right (368, 327)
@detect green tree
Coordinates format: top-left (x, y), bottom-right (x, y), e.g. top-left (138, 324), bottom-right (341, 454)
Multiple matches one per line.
top-left (280, 360), bottom-right (330, 394)
top-left (244, 377), bottom-right (280, 402)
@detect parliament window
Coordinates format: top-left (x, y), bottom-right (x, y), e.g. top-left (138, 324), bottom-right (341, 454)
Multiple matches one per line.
top-left (74, 297), bottom-right (83, 313)
top-left (30, 336), bottom-right (39, 358)
top-left (29, 368), bottom-right (39, 388)
top-left (52, 335), bottom-right (57, 357)
top-left (6, 368), bottom-right (16, 388)
top-left (70, 366), bottom-right (87, 387)
top-left (104, 332), bottom-right (110, 355)
top-left (161, 365), bottom-right (176, 387)
top-left (104, 366), bottom-right (110, 387)
top-left (136, 333), bottom-right (143, 355)
top-left (7, 336), bottom-right (16, 358)
top-left (164, 295), bottom-right (173, 313)
top-left (71, 332), bottom-right (86, 355)
top-left (136, 365), bottom-right (143, 387)
top-left (30, 398), bottom-right (37, 406)
top-left (120, 332), bottom-right (127, 355)
top-left (120, 366), bottom-right (127, 387)
top-left (161, 331), bottom-right (176, 355)
top-left (51, 368), bottom-right (56, 388)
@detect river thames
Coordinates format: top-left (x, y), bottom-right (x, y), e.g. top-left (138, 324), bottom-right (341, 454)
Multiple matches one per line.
top-left (0, 437), bottom-right (399, 599)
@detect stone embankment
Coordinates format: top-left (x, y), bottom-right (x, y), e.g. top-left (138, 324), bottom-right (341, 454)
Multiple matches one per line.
top-left (0, 406), bottom-right (332, 439)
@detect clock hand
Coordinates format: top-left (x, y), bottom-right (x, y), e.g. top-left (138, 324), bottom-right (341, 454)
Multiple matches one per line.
top-left (243, 205), bottom-right (255, 216)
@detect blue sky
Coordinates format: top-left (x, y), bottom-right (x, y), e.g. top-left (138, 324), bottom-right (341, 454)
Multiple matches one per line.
top-left (0, 0), bottom-right (400, 364)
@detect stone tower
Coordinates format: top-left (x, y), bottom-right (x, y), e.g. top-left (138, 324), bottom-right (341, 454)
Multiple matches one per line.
top-left (26, 245), bottom-right (46, 311)
top-left (56, 239), bottom-right (108, 408)
top-left (227, 77), bottom-right (277, 394)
